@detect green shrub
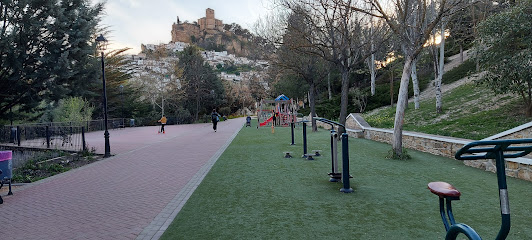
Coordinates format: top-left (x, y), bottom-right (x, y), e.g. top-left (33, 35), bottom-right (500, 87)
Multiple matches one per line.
top-left (176, 107), bottom-right (193, 124)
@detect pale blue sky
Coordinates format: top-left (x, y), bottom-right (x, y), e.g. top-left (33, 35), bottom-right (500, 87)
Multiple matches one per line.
top-left (93, 0), bottom-right (275, 54)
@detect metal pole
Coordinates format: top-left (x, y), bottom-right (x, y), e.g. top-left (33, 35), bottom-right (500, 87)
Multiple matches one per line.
top-left (17, 126), bottom-right (20, 146)
top-left (340, 133), bottom-right (353, 193)
top-left (120, 84), bottom-right (124, 126)
top-left (101, 51), bottom-right (111, 157)
top-left (290, 122), bottom-right (295, 145)
top-left (82, 127), bottom-right (86, 152)
top-left (302, 122), bottom-right (307, 157)
top-left (330, 129), bottom-right (340, 182)
top-left (46, 126), bottom-right (50, 149)
top-left (495, 150), bottom-right (510, 240)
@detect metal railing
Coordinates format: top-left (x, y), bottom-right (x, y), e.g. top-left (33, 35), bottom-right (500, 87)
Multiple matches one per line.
top-left (0, 125), bottom-right (87, 152)
top-left (0, 117), bottom-right (170, 152)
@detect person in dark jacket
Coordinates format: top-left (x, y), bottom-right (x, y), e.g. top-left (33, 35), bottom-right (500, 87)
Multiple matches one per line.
top-left (211, 109), bottom-right (221, 132)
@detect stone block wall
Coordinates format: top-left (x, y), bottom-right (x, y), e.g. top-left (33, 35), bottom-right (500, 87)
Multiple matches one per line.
top-left (358, 127), bottom-right (468, 159)
top-left (344, 113), bottom-right (532, 182)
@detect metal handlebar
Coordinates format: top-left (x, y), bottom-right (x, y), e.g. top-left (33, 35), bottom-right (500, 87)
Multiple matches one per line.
top-left (452, 138), bottom-right (532, 240)
top-left (313, 117), bottom-right (345, 133)
top-left (455, 139), bottom-right (532, 160)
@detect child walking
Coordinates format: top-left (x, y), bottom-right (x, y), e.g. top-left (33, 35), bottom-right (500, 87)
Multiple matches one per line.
top-left (158, 115), bottom-right (167, 133)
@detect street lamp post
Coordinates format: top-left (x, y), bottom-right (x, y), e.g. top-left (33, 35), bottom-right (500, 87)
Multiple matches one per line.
top-left (96, 34), bottom-right (111, 158)
top-left (119, 84), bottom-right (124, 126)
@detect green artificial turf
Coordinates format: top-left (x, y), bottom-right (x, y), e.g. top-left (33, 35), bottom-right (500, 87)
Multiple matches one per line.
top-left (160, 122), bottom-right (532, 239)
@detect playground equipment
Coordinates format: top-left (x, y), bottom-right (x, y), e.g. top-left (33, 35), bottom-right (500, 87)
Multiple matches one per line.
top-left (314, 117), bottom-right (353, 193)
top-left (258, 95), bottom-right (297, 128)
top-left (427, 139), bottom-right (532, 240)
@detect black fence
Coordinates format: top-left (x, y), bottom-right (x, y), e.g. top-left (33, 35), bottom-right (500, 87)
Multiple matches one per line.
top-left (0, 118), bottom-right (139, 152)
top-left (0, 117), bottom-right (183, 152)
top-left (0, 125), bottom-right (86, 152)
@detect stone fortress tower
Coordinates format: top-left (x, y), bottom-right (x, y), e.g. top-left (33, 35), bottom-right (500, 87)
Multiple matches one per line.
top-left (198, 8), bottom-right (223, 32)
top-left (171, 8), bottom-right (223, 43)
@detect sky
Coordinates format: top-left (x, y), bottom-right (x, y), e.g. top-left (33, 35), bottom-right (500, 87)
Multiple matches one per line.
top-left (93, 0), bottom-right (275, 54)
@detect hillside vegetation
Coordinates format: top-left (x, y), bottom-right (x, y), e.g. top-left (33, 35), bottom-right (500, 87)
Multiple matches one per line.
top-left (362, 61), bottom-right (531, 140)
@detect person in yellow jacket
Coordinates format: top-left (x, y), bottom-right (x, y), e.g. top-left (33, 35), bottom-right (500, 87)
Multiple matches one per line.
top-left (158, 115), bottom-right (167, 133)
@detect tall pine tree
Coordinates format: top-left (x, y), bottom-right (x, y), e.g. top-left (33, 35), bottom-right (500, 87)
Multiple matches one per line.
top-left (0, 0), bottom-right (103, 121)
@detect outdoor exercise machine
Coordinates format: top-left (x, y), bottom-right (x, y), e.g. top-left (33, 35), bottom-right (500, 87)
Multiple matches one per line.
top-left (297, 120), bottom-right (311, 159)
top-left (427, 138), bottom-right (532, 240)
top-left (290, 113), bottom-right (304, 146)
top-left (313, 117), bottom-right (353, 193)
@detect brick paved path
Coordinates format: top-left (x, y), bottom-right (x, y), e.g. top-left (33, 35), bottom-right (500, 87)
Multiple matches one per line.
top-left (0, 119), bottom-right (244, 240)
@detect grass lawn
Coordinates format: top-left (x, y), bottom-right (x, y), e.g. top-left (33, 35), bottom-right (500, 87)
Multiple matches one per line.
top-left (161, 122), bottom-right (532, 239)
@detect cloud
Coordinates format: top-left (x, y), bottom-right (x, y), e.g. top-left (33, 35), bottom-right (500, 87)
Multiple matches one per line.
top-left (118, 0), bottom-right (141, 8)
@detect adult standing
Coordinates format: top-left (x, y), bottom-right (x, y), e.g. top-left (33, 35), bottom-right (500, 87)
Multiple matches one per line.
top-left (211, 109), bottom-right (221, 132)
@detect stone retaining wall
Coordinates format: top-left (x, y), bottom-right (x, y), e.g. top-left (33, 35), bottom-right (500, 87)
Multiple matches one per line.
top-left (344, 113), bottom-right (532, 182)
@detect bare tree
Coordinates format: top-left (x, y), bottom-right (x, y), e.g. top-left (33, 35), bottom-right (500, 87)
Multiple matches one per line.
top-left (434, 20), bottom-right (447, 113)
top-left (276, 6), bottom-right (329, 131)
top-left (273, 0), bottom-right (376, 132)
top-left (362, 6), bottom-right (389, 96)
top-left (352, 0), bottom-right (466, 157)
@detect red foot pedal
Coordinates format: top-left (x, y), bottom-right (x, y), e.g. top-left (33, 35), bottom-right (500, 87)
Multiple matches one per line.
top-left (428, 181), bottom-right (461, 198)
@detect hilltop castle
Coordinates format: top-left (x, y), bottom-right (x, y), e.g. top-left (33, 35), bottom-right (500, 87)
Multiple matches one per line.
top-left (171, 8), bottom-right (224, 43)
top-left (170, 8), bottom-right (252, 56)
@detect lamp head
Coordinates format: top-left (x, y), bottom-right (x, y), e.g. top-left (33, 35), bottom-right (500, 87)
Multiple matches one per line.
top-left (95, 34), bottom-right (108, 51)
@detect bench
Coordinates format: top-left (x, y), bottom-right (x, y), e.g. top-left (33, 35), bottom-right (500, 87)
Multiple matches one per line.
top-left (113, 121), bottom-right (125, 129)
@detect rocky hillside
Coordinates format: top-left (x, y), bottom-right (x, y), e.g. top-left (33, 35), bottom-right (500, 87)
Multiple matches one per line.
top-left (172, 21), bottom-right (266, 58)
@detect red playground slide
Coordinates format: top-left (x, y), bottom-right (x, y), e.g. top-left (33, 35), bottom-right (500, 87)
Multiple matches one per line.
top-left (259, 116), bottom-right (273, 127)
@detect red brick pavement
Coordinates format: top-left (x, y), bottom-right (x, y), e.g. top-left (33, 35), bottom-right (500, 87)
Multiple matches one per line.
top-left (0, 119), bottom-right (244, 240)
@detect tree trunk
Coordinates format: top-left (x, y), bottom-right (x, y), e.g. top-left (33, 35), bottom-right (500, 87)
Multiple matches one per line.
top-left (328, 72), bottom-right (332, 100)
top-left (370, 54), bottom-right (376, 96)
top-left (411, 58), bottom-right (420, 109)
top-left (309, 81), bottom-right (317, 132)
top-left (370, 17), bottom-right (376, 96)
top-left (525, 82), bottom-right (532, 117)
top-left (436, 22), bottom-right (446, 114)
top-left (161, 97), bottom-right (165, 117)
top-left (339, 68), bottom-right (349, 133)
top-left (390, 69), bottom-right (394, 107)
top-left (527, 103), bottom-right (532, 117)
top-left (392, 55), bottom-right (414, 157)
top-left (195, 95), bottom-right (200, 121)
